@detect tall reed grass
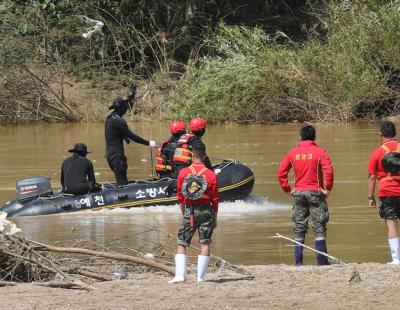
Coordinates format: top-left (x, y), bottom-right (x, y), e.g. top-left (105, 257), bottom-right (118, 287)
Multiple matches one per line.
top-left (169, 1), bottom-right (400, 122)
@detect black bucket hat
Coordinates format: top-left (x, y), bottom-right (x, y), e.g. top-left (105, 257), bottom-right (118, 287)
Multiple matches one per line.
top-left (68, 143), bottom-right (90, 154)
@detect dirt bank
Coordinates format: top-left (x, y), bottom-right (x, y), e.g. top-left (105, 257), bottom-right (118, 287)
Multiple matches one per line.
top-left (1, 263), bottom-right (399, 309)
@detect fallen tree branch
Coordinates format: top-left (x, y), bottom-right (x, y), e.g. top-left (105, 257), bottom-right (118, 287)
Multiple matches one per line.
top-left (0, 248), bottom-right (59, 275)
top-left (8, 236), bottom-right (96, 291)
top-left (35, 282), bottom-right (76, 289)
top-left (0, 281), bottom-right (18, 287)
top-left (28, 240), bottom-right (174, 275)
top-left (22, 67), bottom-right (73, 114)
top-left (70, 269), bottom-right (112, 282)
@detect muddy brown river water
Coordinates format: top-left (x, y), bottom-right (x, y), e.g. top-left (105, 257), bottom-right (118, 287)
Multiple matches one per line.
top-left (0, 121), bottom-right (391, 264)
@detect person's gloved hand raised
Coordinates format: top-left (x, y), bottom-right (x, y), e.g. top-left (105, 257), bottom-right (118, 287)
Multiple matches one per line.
top-left (149, 141), bottom-right (157, 148)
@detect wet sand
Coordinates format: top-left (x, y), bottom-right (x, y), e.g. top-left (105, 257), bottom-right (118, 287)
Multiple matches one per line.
top-left (1, 263), bottom-right (400, 309)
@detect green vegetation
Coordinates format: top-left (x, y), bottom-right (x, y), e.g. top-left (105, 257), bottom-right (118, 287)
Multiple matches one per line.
top-left (1, 1), bottom-right (400, 122)
top-left (171, 1), bottom-right (400, 122)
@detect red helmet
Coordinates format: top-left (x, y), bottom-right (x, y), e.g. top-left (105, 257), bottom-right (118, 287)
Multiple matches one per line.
top-left (189, 117), bottom-right (207, 132)
top-left (169, 120), bottom-right (186, 135)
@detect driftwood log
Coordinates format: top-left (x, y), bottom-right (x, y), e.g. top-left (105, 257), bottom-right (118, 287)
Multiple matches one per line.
top-left (29, 240), bottom-right (174, 275)
top-left (71, 269), bottom-right (112, 282)
top-left (2, 235), bottom-right (96, 291)
top-left (0, 281), bottom-right (18, 287)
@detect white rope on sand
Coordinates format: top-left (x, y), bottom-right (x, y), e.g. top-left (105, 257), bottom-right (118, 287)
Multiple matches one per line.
top-left (270, 233), bottom-right (343, 263)
top-left (270, 233), bottom-right (361, 282)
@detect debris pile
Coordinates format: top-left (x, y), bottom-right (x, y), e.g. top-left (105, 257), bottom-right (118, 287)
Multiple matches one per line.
top-left (0, 213), bottom-right (251, 290)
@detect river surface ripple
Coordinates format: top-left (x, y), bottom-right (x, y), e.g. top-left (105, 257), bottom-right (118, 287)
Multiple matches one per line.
top-left (0, 122), bottom-right (389, 264)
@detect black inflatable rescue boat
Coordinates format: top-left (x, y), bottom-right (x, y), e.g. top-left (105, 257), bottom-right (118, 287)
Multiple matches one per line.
top-left (1, 159), bottom-right (254, 218)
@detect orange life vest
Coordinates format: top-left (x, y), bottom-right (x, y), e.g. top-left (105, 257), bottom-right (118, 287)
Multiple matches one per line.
top-left (155, 140), bottom-right (172, 173)
top-left (173, 133), bottom-right (196, 165)
top-left (380, 142), bottom-right (400, 182)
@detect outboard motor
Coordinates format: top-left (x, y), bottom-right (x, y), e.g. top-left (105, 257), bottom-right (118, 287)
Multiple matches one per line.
top-left (16, 176), bottom-right (53, 201)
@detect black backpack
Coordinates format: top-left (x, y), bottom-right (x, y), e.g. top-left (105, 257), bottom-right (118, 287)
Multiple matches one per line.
top-left (381, 143), bottom-right (400, 173)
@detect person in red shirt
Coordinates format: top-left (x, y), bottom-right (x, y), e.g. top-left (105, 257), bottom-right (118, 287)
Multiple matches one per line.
top-left (168, 142), bottom-right (218, 283)
top-left (368, 120), bottom-right (400, 265)
top-left (277, 124), bottom-right (334, 266)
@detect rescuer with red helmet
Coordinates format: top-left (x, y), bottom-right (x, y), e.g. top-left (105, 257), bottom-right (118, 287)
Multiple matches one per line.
top-left (189, 117), bottom-right (207, 134)
top-left (156, 120), bottom-right (187, 178)
top-left (172, 117), bottom-right (212, 178)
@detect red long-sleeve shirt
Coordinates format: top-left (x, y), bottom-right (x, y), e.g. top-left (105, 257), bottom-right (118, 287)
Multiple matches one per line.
top-left (177, 162), bottom-right (219, 213)
top-left (277, 140), bottom-right (334, 193)
top-left (368, 140), bottom-right (400, 197)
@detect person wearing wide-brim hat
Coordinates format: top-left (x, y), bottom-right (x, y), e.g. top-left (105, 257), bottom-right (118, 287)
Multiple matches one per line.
top-left (68, 143), bottom-right (90, 156)
top-left (61, 143), bottom-right (99, 195)
top-left (105, 83), bottom-right (157, 186)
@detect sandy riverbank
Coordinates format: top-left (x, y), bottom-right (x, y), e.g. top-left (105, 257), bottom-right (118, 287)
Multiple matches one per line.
top-left (1, 263), bottom-right (400, 309)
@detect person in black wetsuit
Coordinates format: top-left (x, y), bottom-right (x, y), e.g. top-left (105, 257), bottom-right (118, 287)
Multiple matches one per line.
top-left (105, 85), bottom-right (157, 185)
top-left (172, 117), bottom-right (212, 179)
top-left (61, 143), bottom-right (98, 195)
top-left (156, 120), bottom-right (187, 179)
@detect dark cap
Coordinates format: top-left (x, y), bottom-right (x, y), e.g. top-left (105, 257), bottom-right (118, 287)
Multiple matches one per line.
top-left (108, 97), bottom-right (126, 110)
top-left (68, 143), bottom-right (90, 155)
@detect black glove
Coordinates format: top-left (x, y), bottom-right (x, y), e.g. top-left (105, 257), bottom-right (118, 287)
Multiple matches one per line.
top-left (126, 82), bottom-right (137, 108)
top-left (130, 83), bottom-right (137, 97)
top-left (89, 182), bottom-right (101, 192)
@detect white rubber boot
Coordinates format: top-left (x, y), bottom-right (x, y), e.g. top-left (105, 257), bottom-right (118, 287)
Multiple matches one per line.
top-left (197, 255), bottom-right (210, 283)
top-left (168, 254), bottom-right (186, 283)
top-left (387, 238), bottom-right (400, 265)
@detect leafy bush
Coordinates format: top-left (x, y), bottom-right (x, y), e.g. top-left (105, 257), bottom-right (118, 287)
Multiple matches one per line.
top-left (2, 0), bottom-right (400, 122)
top-left (170, 1), bottom-right (400, 122)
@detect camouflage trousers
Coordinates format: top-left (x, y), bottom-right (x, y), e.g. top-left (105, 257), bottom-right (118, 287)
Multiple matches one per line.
top-left (291, 190), bottom-right (329, 239)
top-left (177, 204), bottom-right (215, 247)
